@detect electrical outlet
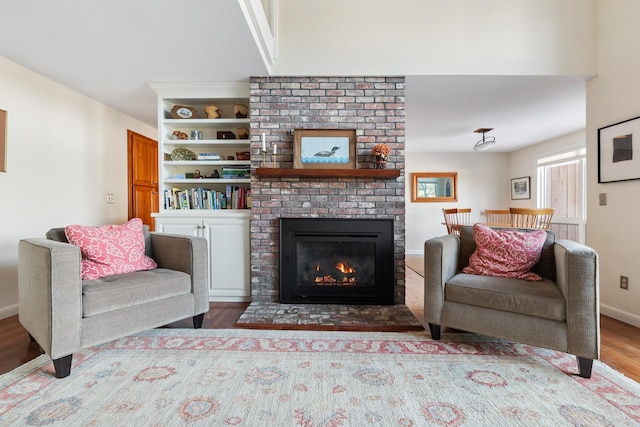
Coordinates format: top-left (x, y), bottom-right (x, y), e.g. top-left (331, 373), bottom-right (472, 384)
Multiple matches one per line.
top-left (620, 275), bottom-right (629, 290)
top-left (599, 193), bottom-right (607, 206)
top-left (106, 194), bottom-right (115, 204)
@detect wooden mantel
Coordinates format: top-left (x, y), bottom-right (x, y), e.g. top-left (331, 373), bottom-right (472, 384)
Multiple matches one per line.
top-left (255, 168), bottom-right (401, 178)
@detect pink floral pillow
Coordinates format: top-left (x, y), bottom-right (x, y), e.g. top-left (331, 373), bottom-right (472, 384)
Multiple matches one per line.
top-left (65, 218), bottom-right (157, 280)
top-left (463, 223), bottom-right (547, 281)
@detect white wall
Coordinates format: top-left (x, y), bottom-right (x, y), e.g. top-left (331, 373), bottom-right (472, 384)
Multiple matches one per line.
top-left (0, 55), bottom-right (156, 319)
top-left (406, 131), bottom-right (586, 253)
top-left (275, 0), bottom-right (597, 76)
top-left (405, 152), bottom-right (509, 254)
top-left (586, 0), bottom-right (640, 327)
top-left (508, 130), bottom-right (586, 208)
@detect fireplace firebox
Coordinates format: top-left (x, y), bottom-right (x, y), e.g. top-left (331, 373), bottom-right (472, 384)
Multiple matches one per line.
top-left (279, 218), bottom-right (394, 305)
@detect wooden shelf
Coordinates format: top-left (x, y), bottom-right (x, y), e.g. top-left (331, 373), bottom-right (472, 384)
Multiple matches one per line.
top-left (255, 168), bottom-right (401, 178)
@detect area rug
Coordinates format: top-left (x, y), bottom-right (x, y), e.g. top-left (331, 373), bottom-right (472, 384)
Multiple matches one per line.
top-left (235, 302), bottom-right (424, 331)
top-left (1, 329), bottom-right (639, 426)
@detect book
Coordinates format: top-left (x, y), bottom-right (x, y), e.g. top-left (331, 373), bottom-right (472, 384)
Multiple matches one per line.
top-left (162, 187), bottom-right (249, 210)
top-left (198, 153), bottom-right (221, 160)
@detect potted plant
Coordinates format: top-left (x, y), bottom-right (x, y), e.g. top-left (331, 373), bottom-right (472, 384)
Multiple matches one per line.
top-left (372, 143), bottom-right (391, 169)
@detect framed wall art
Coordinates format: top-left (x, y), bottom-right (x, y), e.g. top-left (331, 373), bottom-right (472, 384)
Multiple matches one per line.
top-left (598, 115), bottom-right (640, 183)
top-left (293, 129), bottom-right (357, 169)
top-left (511, 176), bottom-right (531, 200)
top-left (411, 172), bottom-right (457, 202)
top-left (0, 109), bottom-right (6, 172)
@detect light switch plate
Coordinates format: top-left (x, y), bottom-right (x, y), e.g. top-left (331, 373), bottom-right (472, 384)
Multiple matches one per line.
top-left (599, 193), bottom-right (607, 206)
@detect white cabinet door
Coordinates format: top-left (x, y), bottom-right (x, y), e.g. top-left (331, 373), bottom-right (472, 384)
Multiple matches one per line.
top-left (154, 217), bottom-right (202, 237)
top-left (203, 217), bottom-right (250, 301)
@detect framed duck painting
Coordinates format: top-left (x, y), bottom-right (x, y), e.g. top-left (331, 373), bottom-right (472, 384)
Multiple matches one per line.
top-left (293, 129), bottom-right (357, 169)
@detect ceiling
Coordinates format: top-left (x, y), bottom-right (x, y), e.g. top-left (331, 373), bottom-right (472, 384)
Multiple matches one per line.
top-left (405, 75), bottom-right (586, 152)
top-left (0, 1), bottom-right (587, 153)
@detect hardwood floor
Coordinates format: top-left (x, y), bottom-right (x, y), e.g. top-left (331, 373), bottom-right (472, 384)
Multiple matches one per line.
top-left (2, 268), bottom-right (639, 383)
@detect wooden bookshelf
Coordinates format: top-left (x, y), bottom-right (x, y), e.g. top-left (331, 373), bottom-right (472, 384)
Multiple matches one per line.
top-left (255, 168), bottom-right (401, 178)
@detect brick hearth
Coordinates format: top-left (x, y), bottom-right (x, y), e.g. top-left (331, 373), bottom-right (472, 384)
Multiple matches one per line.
top-left (249, 76), bottom-right (406, 304)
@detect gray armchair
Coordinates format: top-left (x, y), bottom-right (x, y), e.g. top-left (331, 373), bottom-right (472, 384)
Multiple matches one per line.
top-left (18, 226), bottom-right (209, 378)
top-left (424, 225), bottom-right (599, 378)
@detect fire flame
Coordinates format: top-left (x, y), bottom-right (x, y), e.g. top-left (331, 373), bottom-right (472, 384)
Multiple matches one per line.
top-left (335, 262), bottom-right (354, 274)
top-left (314, 261), bottom-right (356, 285)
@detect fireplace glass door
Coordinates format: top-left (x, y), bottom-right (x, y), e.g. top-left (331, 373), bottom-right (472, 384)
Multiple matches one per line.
top-left (280, 218), bottom-right (394, 304)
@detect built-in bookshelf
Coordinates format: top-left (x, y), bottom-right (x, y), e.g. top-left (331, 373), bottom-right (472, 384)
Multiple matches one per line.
top-left (149, 82), bottom-right (251, 302)
top-left (156, 88), bottom-right (251, 212)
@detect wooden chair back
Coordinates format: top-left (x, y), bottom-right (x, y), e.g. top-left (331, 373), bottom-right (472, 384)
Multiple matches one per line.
top-left (484, 209), bottom-right (511, 227)
top-left (442, 208), bottom-right (471, 235)
top-left (509, 207), bottom-right (555, 230)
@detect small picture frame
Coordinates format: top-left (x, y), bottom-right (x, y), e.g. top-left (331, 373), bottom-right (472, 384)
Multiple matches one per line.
top-left (293, 129), bottom-right (357, 169)
top-left (598, 115), bottom-right (640, 183)
top-left (511, 176), bottom-right (531, 200)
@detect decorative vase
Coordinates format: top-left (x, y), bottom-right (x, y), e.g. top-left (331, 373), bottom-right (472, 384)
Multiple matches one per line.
top-left (234, 103), bottom-right (249, 118)
top-left (375, 156), bottom-right (387, 169)
top-left (204, 105), bottom-right (223, 119)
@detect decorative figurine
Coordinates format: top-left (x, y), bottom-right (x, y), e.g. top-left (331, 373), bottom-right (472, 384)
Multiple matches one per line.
top-left (234, 103), bottom-right (249, 118)
top-left (372, 143), bottom-right (391, 169)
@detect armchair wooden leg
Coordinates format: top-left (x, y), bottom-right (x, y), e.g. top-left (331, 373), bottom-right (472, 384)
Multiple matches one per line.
top-left (193, 313), bottom-right (205, 329)
top-left (576, 356), bottom-right (593, 378)
top-left (53, 355), bottom-right (72, 378)
top-left (428, 323), bottom-right (441, 340)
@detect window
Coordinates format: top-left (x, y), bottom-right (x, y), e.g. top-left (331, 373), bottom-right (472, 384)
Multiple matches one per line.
top-left (537, 148), bottom-right (586, 243)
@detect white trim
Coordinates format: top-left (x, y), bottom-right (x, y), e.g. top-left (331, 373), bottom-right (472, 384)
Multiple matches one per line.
top-left (237, 0), bottom-right (277, 70)
top-left (537, 147), bottom-right (587, 166)
top-left (405, 250), bottom-right (424, 256)
top-left (601, 303), bottom-right (640, 328)
top-left (0, 303), bottom-right (18, 320)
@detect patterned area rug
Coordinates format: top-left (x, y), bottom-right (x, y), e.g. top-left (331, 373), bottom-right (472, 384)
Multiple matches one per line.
top-left (1, 329), bottom-right (639, 426)
top-left (235, 302), bottom-right (424, 331)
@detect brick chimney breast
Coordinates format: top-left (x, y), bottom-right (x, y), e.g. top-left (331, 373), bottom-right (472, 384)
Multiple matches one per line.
top-left (249, 76), bottom-right (406, 304)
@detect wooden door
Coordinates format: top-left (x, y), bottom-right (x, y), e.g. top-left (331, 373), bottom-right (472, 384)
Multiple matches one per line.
top-left (128, 130), bottom-right (158, 230)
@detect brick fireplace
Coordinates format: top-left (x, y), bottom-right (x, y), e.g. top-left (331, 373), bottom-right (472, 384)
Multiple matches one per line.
top-left (249, 76), bottom-right (405, 304)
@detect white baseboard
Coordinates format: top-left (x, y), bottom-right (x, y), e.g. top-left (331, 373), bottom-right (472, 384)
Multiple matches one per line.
top-left (405, 250), bottom-right (424, 256)
top-left (0, 304), bottom-right (18, 320)
top-left (600, 304), bottom-right (640, 328)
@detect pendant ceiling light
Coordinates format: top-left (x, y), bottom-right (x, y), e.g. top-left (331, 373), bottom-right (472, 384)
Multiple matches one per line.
top-left (473, 128), bottom-right (495, 151)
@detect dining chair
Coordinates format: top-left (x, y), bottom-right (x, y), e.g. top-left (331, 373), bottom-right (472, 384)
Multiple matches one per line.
top-left (442, 208), bottom-right (471, 235)
top-left (509, 207), bottom-right (555, 229)
top-left (484, 209), bottom-right (511, 227)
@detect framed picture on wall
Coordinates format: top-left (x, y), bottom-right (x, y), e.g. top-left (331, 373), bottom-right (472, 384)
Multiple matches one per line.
top-left (293, 129), bottom-right (357, 169)
top-left (598, 115), bottom-right (640, 183)
top-left (411, 172), bottom-right (457, 202)
top-left (511, 176), bottom-right (531, 200)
